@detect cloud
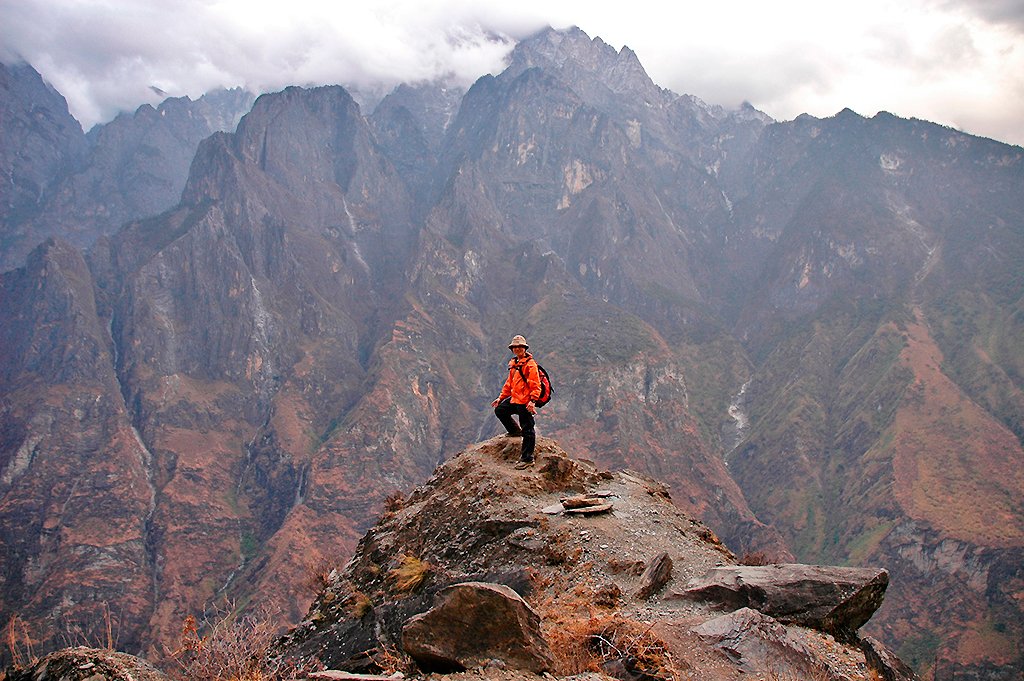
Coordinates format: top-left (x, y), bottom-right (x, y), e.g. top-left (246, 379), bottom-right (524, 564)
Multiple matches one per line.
top-left (0, 0), bottom-right (541, 127)
top-left (1, 0), bottom-right (1021, 146)
top-left (566, 0), bottom-right (1024, 146)
top-left (937, 0), bottom-right (1024, 29)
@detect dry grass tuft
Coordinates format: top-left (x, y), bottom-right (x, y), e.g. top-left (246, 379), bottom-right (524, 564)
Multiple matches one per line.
top-left (347, 591), bottom-right (373, 619)
top-left (388, 555), bottom-right (431, 594)
top-left (544, 613), bottom-right (680, 679)
top-left (534, 579), bottom-right (678, 680)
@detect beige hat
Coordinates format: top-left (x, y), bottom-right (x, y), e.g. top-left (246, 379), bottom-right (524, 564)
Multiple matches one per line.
top-left (508, 334), bottom-right (529, 349)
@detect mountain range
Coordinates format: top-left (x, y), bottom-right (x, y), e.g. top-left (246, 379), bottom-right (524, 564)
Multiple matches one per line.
top-left (1, 26), bottom-right (1021, 680)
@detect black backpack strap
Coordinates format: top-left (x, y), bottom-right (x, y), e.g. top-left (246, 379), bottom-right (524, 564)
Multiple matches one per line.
top-left (514, 363), bottom-right (528, 383)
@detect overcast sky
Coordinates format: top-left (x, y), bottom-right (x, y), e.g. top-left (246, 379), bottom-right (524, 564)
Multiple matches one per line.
top-left (2, 0), bottom-right (1022, 146)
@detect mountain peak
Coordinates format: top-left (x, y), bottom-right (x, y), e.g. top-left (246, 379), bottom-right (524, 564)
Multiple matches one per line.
top-left (503, 26), bottom-right (665, 105)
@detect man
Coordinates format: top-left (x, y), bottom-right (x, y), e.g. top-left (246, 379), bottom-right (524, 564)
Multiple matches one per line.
top-left (492, 334), bottom-right (541, 469)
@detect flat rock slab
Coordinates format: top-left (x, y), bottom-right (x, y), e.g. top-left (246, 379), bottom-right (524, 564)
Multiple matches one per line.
top-left (564, 503), bottom-right (613, 514)
top-left (675, 563), bottom-right (888, 640)
top-left (561, 494), bottom-right (612, 509)
top-left (306, 673), bottom-right (405, 681)
top-left (544, 492), bottom-right (616, 515)
top-left (401, 581), bottom-right (553, 673)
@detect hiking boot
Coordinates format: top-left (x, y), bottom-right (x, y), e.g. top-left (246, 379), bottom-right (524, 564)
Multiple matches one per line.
top-left (514, 459), bottom-right (534, 470)
top-left (502, 431), bottom-right (523, 438)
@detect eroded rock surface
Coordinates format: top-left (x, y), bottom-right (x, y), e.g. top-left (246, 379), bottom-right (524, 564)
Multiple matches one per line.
top-left (4, 646), bottom-right (169, 681)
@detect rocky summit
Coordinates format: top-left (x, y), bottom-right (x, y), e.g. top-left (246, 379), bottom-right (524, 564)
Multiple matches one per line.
top-left (272, 437), bottom-right (916, 681)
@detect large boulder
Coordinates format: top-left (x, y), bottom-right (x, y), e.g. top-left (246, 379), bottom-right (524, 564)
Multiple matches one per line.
top-left (4, 646), bottom-right (169, 681)
top-left (691, 608), bottom-right (826, 677)
top-left (401, 581), bottom-right (553, 673)
top-left (675, 564), bottom-right (888, 640)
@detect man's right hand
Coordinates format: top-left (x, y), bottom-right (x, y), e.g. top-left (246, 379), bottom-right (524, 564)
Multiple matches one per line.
top-left (491, 398), bottom-right (500, 408)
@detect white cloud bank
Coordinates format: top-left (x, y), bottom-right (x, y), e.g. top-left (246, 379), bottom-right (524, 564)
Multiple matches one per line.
top-left (1, 0), bottom-right (1021, 146)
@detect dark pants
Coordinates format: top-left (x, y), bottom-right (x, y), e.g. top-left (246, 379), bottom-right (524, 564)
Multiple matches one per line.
top-left (494, 398), bottom-right (536, 462)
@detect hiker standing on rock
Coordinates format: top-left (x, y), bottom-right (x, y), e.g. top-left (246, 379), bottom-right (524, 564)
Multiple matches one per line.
top-left (492, 335), bottom-right (541, 469)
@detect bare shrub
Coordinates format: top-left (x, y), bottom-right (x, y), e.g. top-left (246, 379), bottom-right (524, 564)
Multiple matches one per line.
top-left (586, 616), bottom-right (680, 680)
top-left (60, 601), bottom-right (120, 651)
top-left (382, 491), bottom-right (406, 515)
top-left (302, 554), bottom-right (341, 596)
top-left (367, 640), bottom-right (416, 677)
top-left (165, 602), bottom-right (313, 681)
top-left (4, 615), bottom-right (38, 670)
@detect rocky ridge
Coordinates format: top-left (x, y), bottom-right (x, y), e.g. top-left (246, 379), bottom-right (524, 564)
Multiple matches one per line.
top-left (0, 60), bottom-right (254, 271)
top-left (271, 436), bottom-right (914, 681)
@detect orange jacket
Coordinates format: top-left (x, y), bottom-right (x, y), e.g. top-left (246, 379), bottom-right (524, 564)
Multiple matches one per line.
top-left (498, 354), bottom-right (542, 405)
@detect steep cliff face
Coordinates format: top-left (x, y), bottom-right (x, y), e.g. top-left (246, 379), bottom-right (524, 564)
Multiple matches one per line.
top-left (0, 239), bottom-right (154, 654)
top-left (29, 88), bottom-right (255, 257)
top-left (721, 110), bottom-right (1024, 678)
top-left (0, 71), bottom-right (253, 271)
top-left (369, 82), bottom-right (463, 207)
top-left (100, 84), bottom-right (424, 649)
top-left (0, 25), bottom-right (1022, 680)
top-left (0, 63), bottom-right (88, 268)
top-left (1, 82), bottom-right (423, 658)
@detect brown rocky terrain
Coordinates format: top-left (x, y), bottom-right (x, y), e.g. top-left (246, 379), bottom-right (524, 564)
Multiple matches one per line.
top-left (1, 25), bottom-right (1022, 681)
top-left (5, 646), bottom-right (169, 681)
top-left (272, 436), bottom-right (912, 681)
top-left (1, 438), bottom-right (913, 681)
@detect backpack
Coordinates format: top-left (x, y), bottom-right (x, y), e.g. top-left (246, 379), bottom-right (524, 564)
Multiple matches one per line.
top-left (517, 361), bottom-right (553, 408)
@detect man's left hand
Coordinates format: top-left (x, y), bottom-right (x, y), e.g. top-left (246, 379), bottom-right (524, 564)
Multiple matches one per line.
top-left (527, 401), bottom-right (536, 414)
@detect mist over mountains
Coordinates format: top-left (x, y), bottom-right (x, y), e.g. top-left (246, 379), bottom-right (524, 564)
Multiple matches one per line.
top-left (1, 26), bottom-right (1022, 680)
